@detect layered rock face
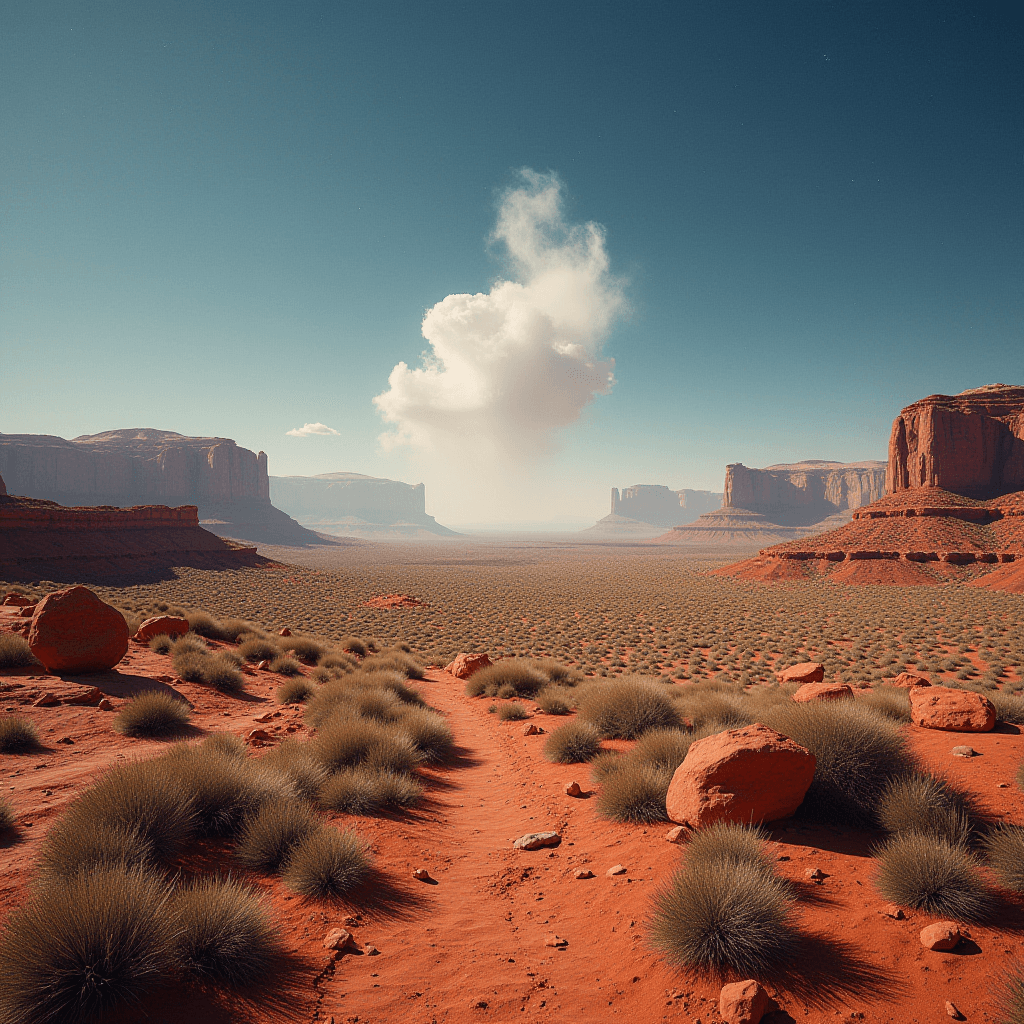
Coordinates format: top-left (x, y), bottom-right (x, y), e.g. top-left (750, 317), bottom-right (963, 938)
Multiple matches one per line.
top-left (269, 472), bottom-right (456, 538)
top-left (0, 430), bottom-right (319, 545)
top-left (724, 460), bottom-right (887, 527)
top-left (887, 384), bottom-right (1024, 499)
top-left (610, 485), bottom-right (722, 526)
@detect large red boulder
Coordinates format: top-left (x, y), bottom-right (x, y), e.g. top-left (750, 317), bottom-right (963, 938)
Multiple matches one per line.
top-left (776, 662), bottom-right (825, 685)
top-left (28, 586), bottom-right (129, 674)
top-left (891, 671), bottom-right (931, 689)
top-left (2, 593), bottom-right (34, 607)
top-left (445, 652), bottom-right (492, 679)
top-left (792, 682), bottom-right (854, 703)
top-left (134, 615), bottom-right (189, 642)
top-left (666, 723), bottom-right (816, 828)
top-left (910, 686), bottom-right (996, 732)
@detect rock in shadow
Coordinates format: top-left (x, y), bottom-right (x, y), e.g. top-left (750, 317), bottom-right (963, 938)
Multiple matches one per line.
top-left (56, 671), bottom-right (183, 701)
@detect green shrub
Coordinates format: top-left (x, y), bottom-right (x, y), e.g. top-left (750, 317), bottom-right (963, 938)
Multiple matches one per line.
top-left (596, 763), bottom-right (670, 822)
top-left (113, 692), bottom-right (192, 739)
top-left (0, 633), bottom-right (37, 668)
top-left (983, 825), bottom-right (1024, 894)
top-left (543, 720), bottom-right (602, 763)
top-left (497, 702), bottom-right (529, 721)
top-left (172, 877), bottom-right (280, 986)
top-left (236, 799), bottom-right (320, 871)
top-left (875, 833), bottom-right (991, 921)
top-left (577, 677), bottom-right (680, 739)
top-left (281, 826), bottom-right (369, 898)
top-left (0, 716), bottom-right (40, 753)
top-left (878, 773), bottom-right (972, 846)
top-left (0, 866), bottom-right (173, 1024)
top-left (651, 858), bottom-right (796, 976)
top-left (269, 655), bottom-right (302, 677)
top-left (277, 678), bottom-right (315, 704)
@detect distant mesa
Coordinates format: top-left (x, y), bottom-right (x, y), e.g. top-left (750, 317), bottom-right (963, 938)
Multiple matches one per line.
top-left (584, 485), bottom-right (722, 536)
top-left (269, 472), bottom-right (458, 539)
top-left (0, 428), bottom-right (325, 546)
top-left (656, 460), bottom-right (886, 546)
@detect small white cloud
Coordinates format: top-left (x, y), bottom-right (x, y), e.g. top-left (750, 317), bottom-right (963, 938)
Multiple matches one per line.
top-left (373, 169), bottom-right (623, 457)
top-left (286, 422), bottom-right (340, 437)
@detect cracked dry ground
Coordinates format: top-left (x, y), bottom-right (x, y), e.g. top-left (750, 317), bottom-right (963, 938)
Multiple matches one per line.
top-left (3, 651), bottom-right (1024, 1023)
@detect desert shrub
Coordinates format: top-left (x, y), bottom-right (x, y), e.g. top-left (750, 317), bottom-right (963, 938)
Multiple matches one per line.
top-left (312, 717), bottom-right (421, 776)
top-left (543, 720), bottom-right (602, 763)
top-left (684, 821), bottom-right (771, 871)
top-left (0, 866), bottom-right (173, 1024)
top-left (200, 732), bottom-right (246, 759)
top-left (259, 739), bottom-right (329, 801)
top-left (236, 799), bottom-right (320, 870)
top-left (983, 825), bottom-right (1024, 894)
top-left (991, 692), bottom-right (1024, 725)
top-left (0, 716), bottom-right (39, 753)
top-left (281, 826), bottom-right (369, 898)
top-left (535, 686), bottom-right (576, 715)
top-left (187, 610), bottom-right (229, 640)
top-left (878, 773), bottom-right (972, 846)
top-left (396, 705), bottom-right (453, 761)
top-left (367, 670), bottom-right (425, 706)
top-left (1018, 758), bottom-right (1024, 793)
top-left (172, 877), bottom-right (280, 986)
top-left (113, 692), bottom-right (192, 738)
top-left (219, 618), bottom-right (255, 643)
top-left (577, 677), bottom-right (680, 739)
top-left (628, 727), bottom-right (700, 774)
top-left (469, 660), bottom-right (548, 698)
top-left (173, 650), bottom-right (209, 683)
top-left (875, 833), bottom-right (992, 921)
top-left (590, 750), bottom-right (623, 782)
top-left (172, 633), bottom-right (208, 656)
top-left (497, 702), bottom-right (529, 721)
top-left (318, 651), bottom-right (357, 672)
top-left (280, 637), bottom-right (325, 664)
top-left (671, 690), bottom-right (752, 731)
top-left (363, 651), bottom-right (425, 680)
top-left (277, 678), bottom-right (315, 704)
top-left (759, 700), bottom-right (914, 826)
top-left (651, 858), bottom-right (796, 976)
top-left (0, 797), bottom-right (14, 832)
top-left (239, 637), bottom-right (281, 663)
top-left (496, 684), bottom-right (517, 699)
top-left (319, 768), bottom-right (422, 814)
top-left (339, 636), bottom-right (367, 657)
top-left (268, 655), bottom-right (303, 677)
top-left (596, 763), bottom-right (670, 822)
top-left (0, 633), bottom-right (37, 668)
top-left (38, 820), bottom-right (155, 878)
top-left (858, 685), bottom-right (912, 723)
top-left (201, 653), bottom-right (246, 693)
top-left (351, 687), bottom-right (404, 723)
top-left (997, 964), bottom-right (1024, 1024)
top-left (532, 658), bottom-right (585, 687)
top-left (148, 633), bottom-right (174, 655)
top-left (309, 666), bottom-right (334, 685)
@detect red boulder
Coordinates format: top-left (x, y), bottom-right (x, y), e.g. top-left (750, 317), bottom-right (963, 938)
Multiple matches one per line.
top-left (719, 979), bottom-right (769, 1024)
top-left (445, 652), bottom-right (492, 679)
top-left (666, 723), bottom-right (816, 828)
top-left (792, 682), bottom-right (854, 703)
top-left (892, 671), bottom-right (931, 689)
top-left (134, 616), bottom-right (189, 643)
top-left (28, 586), bottom-right (129, 674)
top-left (776, 662), bottom-right (825, 685)
top-left (910, 686), bottom-right (996, 732)
top-left (2, 593), bottom-right (33, 607)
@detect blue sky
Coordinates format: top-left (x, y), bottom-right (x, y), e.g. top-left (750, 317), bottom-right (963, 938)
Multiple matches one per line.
top-left (2, 2), bottom-right (1021, 527)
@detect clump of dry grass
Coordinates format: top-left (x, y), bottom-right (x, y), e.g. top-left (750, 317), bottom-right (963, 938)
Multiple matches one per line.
top-left (319, 768), bottom-right (422, 814)
top-left (0, 716), bottom-right (40, 753)
top-left (991, 691), bottom-right (1024, 725)
top-left (596, 763), bottom-right (670, 822)
top-left (113, 692), bottom-right (192, 738)
top-left (277, 678), bottom-right (315, 704)
top-left (239, 636), bottom-right (281, 663)
top-left (535, 686), bottom-right (576, 714)
top-left (858, 684), bottom-right (912, 722)
top-left (684, 821), bottom-right (771, 870)
top-left (576, 676), bottom-right (680, 739)
top-left (983, 825), bottom-right (1024, 894)
top-left (878, 773), bottom-right (973, 846)
top-left (497, 702), bottom-right (529, 721)
top-left (148, 633), bottom-right (174, 655)
top-left (312, 717), bottom-right (422, 776)
top-left (39, 819), bottom-right (155, 878)
top-left (0, 866), bottom-right (173, 1024)
top-left (466, 660), bottom-right (548, 698)
top-left (875, 832), bottom-right (991, 921)
top-left (281, 826), bottom-right (370, 898)
top-left (268, 655), bottom-right (303, 677)
top-left (258, 739), bottom-right (329, 802)
top-left (281, 636), bottom-right (325, 664)
top-left (0, 797), bottom-right (15, 832)
top-left (0, 633), bottom-right (37, 669)
top-left (236, 799), bottom-right (320, 871)
top-left (543, 720), bottom-right (602, 763)
top-left (996, 964), bottom-right (1024, 1024)
top-left (363, 650), bottom-right (425, 679)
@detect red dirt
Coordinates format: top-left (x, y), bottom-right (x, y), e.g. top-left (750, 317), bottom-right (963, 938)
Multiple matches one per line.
top-left (363, 594), bottom-right (426, 609)
top-left (968, 560), bottom-right (1024, 594)
top-left (823, 558), bottom-right (942, 587)
top-left (3, 605), bottom-right (1024, 1023)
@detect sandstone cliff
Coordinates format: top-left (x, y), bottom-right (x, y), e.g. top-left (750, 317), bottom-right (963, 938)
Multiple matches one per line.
top-left (269, 472), bottom-right (457, 538)
top-left (587, 484), bottom-right (722, 535)
top-left (887, 384), bottom-right (1024, 499)
top-left (723, 460), bottom-right (887, 527)
top-left (0, 430), bottom-right (322, 545)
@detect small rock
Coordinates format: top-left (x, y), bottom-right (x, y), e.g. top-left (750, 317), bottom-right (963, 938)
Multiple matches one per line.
top-left (880, 904), bottom-right (905, 920)
top-left (945, 1000), bottom-right (964, 1020)
top-left (606, 864), bottom-right (627, 877)
top-left (56, 735), bottom-right (74, 744)
top-left (134, 616), bottom-right (189, 642)
top-left (805, 867), bottom-right (828, 882)
top-left (96, 698), bottom-right (114, 711)
top-left (792, 681), bottom-right (855, 703)
top-left (544, 934), bottom-right (568, 948)
top-left (32, 693), bottom-right (60, 707)
top-left (247, 729), bottom-right (272, 742)
top-left (42, 789), bottom-right (52, 796)
top-left (920, 921), bottom-right (960, 951)
top-left (665, 825), bottom-right (688, 843)
top-left (776, 661), bottom-right (825, 685)
top-left (522, 723), bottom-right (540, 736)
top-left (574, 869), bottom-right (594, 879)
top-left (412, 868), bottom-right (433, 881)
top-left (322, 928), bottom-right (356, 951)
top-left (514, 831), bottom-right (560, 850)
top-left (998, 782), bottom-right (1010, 788)
top-left (253, 712), bottom-right (275, 723)
top-left (719, 979), bottom-right (769, 1024)
top-left (64, 687), bottom-right (105, 706)
top-left (363, 944), bottom-right (380, 956)
top-left (279, 628), bottom-right (292, 637)
top-left (256, 660), bottom-right (270, 670)
top-left (564, 781), bottom-right (582, 797)
top-left (473, 1000), bottom-right (488, 1009)
top-left (445, 652), bottom-right (492, 679)
top-left (951, 745), bottom-right (977, 757)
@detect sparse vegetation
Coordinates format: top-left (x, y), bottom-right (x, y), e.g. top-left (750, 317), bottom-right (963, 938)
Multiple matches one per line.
top-left (543, 720), bottom-right (602, 763)
top-left (878, 773), bottom-right (973, 846)
top-left (281, 826), bottom-right (370, 898)
top-left (277, 677), bottom-right (315, 704)
top-left (497, 701), bottom-right (529, 721)
top-left (576, 677), bottom-right (680, 739)
top-left (269, 654), bottom-right (303, 676)
top-left (596, 762), bottom-right (670, 822)
top-left (0, 633), bottom-right (37, 669)
top-left (0, 716), bottom-right (40, 753)
top-left (148, 633), bottom-right (174, 655)
top-left (983, 825), bottom-right (1024, 894)
top-left (236, 799), bottom-right (319, 870)
top-left (113, 691), bottom-right (193, 738)
top-left (0, 797), bottom-right (15, 832)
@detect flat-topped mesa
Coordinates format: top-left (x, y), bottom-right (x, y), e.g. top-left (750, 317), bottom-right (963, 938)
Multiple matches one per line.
top-left (887, 384), bottom-right (1024, 499)
top-left (723, 460), bottom-right (887, 527)
top-left (610, 485), bottom-right (722, 527)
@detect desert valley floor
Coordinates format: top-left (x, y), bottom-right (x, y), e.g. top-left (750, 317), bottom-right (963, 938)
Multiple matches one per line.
top-left (2, 539), bottom-right (1024, 1024)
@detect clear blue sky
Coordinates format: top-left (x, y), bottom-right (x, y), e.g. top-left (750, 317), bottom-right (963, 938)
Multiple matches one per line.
top-left (2, 2), bottom-right (1021, 527)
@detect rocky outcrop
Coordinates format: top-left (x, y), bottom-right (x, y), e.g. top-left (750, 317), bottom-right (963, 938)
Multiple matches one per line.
top-left (724, 460), bottom-right (887, 527)
top-left (269, 472), bottom-right (456, 538)
top-left (653, 508), bottom-right (849, 547)
top-left (586, 485), bottom-right (722, 535)
top-left (887, 384), bottom-right (1024, 499)
top-left (0, 429), bottom-right (322, 545)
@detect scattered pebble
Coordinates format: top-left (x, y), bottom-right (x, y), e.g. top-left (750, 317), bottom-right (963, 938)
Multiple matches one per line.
top-left (32, 693), bottom-right (59, 707)
top-left (606, 864), bottom-right (627, 877)
top-left (880, 904), bottom-right (905, 920)
top-left (514, 831), bottom-right (560, 850)
top-left (363, 944), bottom-right (380, 956)
top-left (574, 869), bottom-right (594, 879)
top-left (97, 698), bottom-right (114, 711)
top-left (951, 746), bottom-right (977, 758)
top-left (564, 781), bottom-right (582, 797)
top-left (805, 867), bottom-right (828, 883)
top-left (920, 921), bottom-right (960, 951)
top-left (946, 1000), bottom-right (964, 1020)
top-left (322, 928), bottom-right (357, 952)
top-left (56, 736), bottom-right (74, 745)
top-left (412, 868), bottom-right (433, 882)
top-left (664, 825), bottom-right (687, 843)
top-left (522, 722), bottom-right (543, 736)
top-left (544, 933), bottom-right (568, 948)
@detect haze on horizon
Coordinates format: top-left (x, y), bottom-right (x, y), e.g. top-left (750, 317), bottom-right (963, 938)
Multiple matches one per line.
top-left (1, 2), bottom-right (1021, 529)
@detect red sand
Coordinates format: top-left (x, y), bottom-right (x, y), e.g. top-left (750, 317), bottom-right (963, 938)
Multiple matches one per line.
top-left (823, 558), bottom-right (941, 587)
top-left (3, 607), bottom-right (1024, 1023)
top-left (968, 560), bottom-right (1024, 594)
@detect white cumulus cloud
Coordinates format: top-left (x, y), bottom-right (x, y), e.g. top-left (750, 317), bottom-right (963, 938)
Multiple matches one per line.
top-left (373, 170), bottom-right (624, 456)
top-left (286, 422), bottom-right (340, 437)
